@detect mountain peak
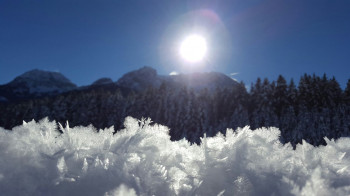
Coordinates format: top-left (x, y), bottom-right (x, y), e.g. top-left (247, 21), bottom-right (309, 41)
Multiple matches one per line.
top-left (0, 69), bottom-right (77, 101)
top-left (92, 77), bottom-right (113, 86)
top-left (171, 71), bottom-right (239, 91)
top-left (133, 66), bottom-right (157, 77)
top-left (116, 66), bottom-right (161, 91)
top-left (14, 69), bottom-right (73, 84)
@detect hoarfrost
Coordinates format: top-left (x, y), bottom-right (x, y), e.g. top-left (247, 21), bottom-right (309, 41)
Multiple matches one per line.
top-left (0, 117), bottom-right (349, 195)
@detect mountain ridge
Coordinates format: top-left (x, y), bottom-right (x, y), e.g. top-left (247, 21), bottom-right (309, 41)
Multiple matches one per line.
top-left (0, 67), bottom-right (240, 102)
top-left (116, 66), bottom-right (240, 92)
top-left (0, 69), bottom-right (77, 101)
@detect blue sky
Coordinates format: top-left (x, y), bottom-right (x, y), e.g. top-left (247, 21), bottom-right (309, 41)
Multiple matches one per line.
top-left (1, 0), bottom-right (349, 88)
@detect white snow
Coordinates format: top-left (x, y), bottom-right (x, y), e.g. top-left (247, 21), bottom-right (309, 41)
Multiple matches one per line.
top-left (0, 117), bottom-right (350, 195)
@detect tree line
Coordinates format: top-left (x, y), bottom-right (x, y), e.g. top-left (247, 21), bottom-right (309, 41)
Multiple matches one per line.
top-left (1, 74), bottom-right (349, 146)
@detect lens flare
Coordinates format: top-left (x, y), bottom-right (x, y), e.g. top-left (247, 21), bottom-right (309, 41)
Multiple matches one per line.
top-left (180, 34), bottom-right (207, 63)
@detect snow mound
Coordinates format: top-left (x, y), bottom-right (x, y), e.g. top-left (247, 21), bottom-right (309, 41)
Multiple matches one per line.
top-left (0, 117), bottom-right (350, 195)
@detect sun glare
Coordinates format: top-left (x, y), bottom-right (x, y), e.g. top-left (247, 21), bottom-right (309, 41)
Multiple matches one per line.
top-left (180, 34), bottom-right (207, 63)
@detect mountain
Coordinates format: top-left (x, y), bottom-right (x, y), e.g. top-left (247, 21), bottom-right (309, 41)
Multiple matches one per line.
top-left (0, 67), bottom-right (240, 102)
top-left (170, 71), bottom-right (239, 91)
top-left (116, 66), bottom-right (239, 92)
top-left (92, 77), bottom-right (113, 86)
top-left (116, 66), bottom-right (163, 91)
top-left (0, 69), bottom-right (77, 101)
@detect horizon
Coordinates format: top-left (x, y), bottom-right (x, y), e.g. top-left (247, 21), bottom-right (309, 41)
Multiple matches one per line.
top-left (1, 66), bottom-right (349, 90)
top-left (1, 0), bottom-right (349, 88)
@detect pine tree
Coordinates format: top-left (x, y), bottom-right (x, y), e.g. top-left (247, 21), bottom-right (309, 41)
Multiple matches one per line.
top-left (328, 77), bottom-right (343, 138)
top-left (276, 77), bottom-right (298, 142)
top-left (298, 74), bottom-right (313, 110)
top-left (196, 88), bottom-right (211, 137)
top-left (249, 78), bottom-right (262, 129)
top-left (343, 79), bottom-right (350, 136)
top-left (172, 86), bottom-right (190, 140)
top-left (274, 75), bottom-right (288, 117)
top-left (287, 79), bottom-right (298, 113)
top-left (228, 82), bottom-right (249, 128)
top-left (344, 79), bottom-right (350, 103)
top-left (250, 78), bottom-right (278, 129)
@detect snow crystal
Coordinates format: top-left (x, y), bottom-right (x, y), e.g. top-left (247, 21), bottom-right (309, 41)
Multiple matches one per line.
top-left (0, 117), bottom-right (350, 195)
top-left (105, 184), bottom-right (137, 196)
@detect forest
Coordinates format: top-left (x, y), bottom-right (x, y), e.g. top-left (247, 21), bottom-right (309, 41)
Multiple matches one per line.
top-left (1, 73), bottom-right (349, 147)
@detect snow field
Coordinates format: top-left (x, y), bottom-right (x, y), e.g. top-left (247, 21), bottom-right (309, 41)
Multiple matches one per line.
top-left (0, 117), bottom-right (350, 195)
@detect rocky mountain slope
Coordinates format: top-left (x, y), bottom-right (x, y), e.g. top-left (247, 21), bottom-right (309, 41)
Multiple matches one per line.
top-left (0, 69), bottom-right (77, 101)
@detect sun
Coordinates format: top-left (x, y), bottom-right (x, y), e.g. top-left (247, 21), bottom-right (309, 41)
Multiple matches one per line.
top-left (179, 34), bottom-right (207, 63)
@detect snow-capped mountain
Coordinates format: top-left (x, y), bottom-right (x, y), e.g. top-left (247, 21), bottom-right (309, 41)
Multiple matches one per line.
top-left (0, 69), bottom-right (77, 101)
top-left (116, 66), bottom-right (240, 92)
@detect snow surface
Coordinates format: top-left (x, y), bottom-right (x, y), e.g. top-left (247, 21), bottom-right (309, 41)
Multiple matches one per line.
top-left (0, 117), bottom-right (350, 196)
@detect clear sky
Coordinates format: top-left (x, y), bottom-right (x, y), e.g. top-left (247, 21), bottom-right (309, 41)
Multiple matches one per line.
top-left (1, 0), bottom-right (349, 88)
